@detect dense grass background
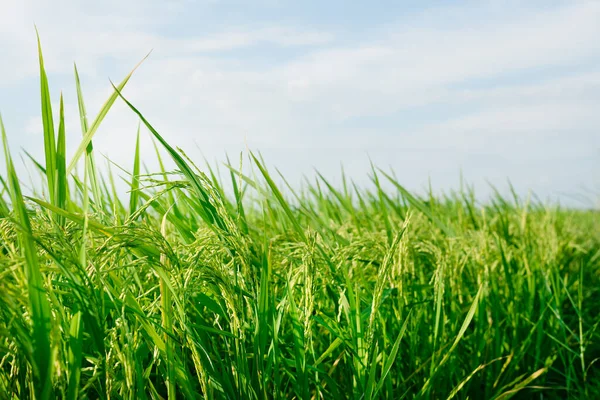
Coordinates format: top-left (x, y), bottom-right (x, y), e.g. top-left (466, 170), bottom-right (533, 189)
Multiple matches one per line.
top-left (0, 40), bottom-right (599, 399)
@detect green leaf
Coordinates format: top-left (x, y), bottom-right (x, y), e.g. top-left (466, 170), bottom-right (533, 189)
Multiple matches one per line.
top-left (373, 312), bottom-right (411, 397)
top-left (129, 124), bottom-right (141, 216)
top-left (66, 311), bottom-right (83, 400)
top-left (74, 63), bottom-right (102, 204)
top-left (36, 29), bottom-right (57, 204)
top-left (111, 85), bottom-right (229, 234)
top-left (421, 285), bottom-right (483, 396)
top-left (56, 93), bottom-right (68, 223)
top-left (2, 115), bottom-right (54, 400)
top-left (250, 152), bottom-right (307, 242)
top-left (380, 168), bottom-right (455, 237)
top-left (67, 53), bottom-right (149, 173)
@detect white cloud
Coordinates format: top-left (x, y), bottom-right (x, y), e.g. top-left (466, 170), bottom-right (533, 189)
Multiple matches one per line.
top-left (1, 0), bottom-right (598, 204)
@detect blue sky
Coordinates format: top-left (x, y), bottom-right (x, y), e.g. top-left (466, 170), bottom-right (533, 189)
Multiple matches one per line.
top-left (1, 0), bottom-right (599, 205)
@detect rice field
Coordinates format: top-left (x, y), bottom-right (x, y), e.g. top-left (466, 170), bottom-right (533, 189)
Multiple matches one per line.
top-left (0, 40), bottom-right (599, 399)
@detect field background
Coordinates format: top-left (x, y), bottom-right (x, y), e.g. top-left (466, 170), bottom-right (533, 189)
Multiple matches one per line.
top-left (1, 41), bottom-right (600, 400)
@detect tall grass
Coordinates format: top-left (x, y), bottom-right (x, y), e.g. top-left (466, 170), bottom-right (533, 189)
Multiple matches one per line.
top-left (0, 42), bottom-right (599, 399)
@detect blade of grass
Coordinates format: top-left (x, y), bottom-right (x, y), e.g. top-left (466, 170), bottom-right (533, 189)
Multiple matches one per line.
top-left (129, 124), bottom-right (141, 217)
top-left (67, 53), bottom-right (150, 174)
top-left (66, 311), bottom-right (83, 400)
top-left (23, 150), bottom-right (47, 175)
top-left (2, 115), bottom-right (54, 400)
top-left (113, 87), bottom-right (227, 229)
top-left (159, 211), bottom-right (176, 400)
top-left (250, 152), bottom-right (307, 242)
top-left (36, 29), bottom-right (56, 205)
top-left (74, 63), bottom-right (102, 204)
top-left (373, 312), bottom-right (411, 398)
top-left (56, 93), bottom-right (68, 223)
top-left (379, 168), bottom-right (455, 237)
top-left (421, 284), bottom-right (483, 396)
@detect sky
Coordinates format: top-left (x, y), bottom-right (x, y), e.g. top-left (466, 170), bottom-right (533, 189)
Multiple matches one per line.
top-left (0, 0), bottom-right (599, 206)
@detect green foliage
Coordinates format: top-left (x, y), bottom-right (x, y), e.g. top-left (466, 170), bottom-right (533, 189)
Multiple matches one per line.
top-left (0, 41), bottom-right (599, 400)
top-left (2, 116), bottom-right (54, 400)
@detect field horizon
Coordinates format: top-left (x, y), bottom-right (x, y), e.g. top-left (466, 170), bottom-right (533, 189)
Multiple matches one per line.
top-left (0, 41), bottom-right (599, 399)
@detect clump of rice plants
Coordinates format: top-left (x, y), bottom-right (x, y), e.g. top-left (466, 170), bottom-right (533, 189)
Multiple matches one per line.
top-left (0, 39), bottom-right (599, 400)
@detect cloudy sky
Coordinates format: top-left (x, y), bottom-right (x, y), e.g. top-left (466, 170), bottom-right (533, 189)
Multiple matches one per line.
top-left (1, 0), bottom-right (599, 205)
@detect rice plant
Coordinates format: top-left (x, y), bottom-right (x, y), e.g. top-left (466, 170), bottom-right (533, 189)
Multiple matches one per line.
top-left (0, 40), bottom-right (599, 400)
